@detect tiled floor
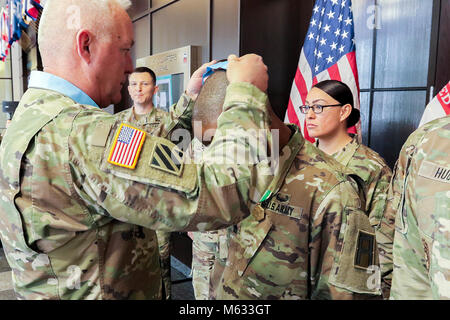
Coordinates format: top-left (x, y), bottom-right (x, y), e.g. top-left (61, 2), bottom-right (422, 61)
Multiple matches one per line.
top-left (0, 248), bottom-right (195, 300)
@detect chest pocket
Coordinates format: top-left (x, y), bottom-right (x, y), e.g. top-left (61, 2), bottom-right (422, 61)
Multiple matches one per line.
top-left (328, 207), bottom-right (382, 296)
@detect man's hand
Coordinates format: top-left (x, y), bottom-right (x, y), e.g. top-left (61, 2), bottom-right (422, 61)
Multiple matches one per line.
top-left (186, 60), bottom-right (218, 100)
top-left (227, 54), bottom-right (268, 92)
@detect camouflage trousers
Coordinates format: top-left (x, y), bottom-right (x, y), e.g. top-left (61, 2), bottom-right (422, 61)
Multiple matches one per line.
top-left (191, 229), bottom-right (230, 300)
top-left (156, 230), bottom-right (172, 300)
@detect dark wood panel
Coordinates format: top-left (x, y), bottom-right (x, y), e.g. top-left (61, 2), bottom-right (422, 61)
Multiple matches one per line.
top-left (240, 0), bottom-right (314, 120)
top-left (171, 232), bottom-right (192, 268)
top-left (370, 91), bottom-right (427, 169)
top-left (435, 0), bottom-right (450, 91)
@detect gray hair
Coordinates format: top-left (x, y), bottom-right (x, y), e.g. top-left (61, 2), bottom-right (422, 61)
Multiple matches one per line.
top-left (38, 0), bottom-right (132, 66)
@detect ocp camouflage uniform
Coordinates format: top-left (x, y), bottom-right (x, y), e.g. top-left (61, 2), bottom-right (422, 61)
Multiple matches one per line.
top-left (386, 116), bottom-right (450, 299)
top-left (210, 127), bottom-right (383, 300)
top-left (330, 137), bottom-right (393, 297)
top-left (115, 105), bottom-right (183, 299)
top-left (186, 137), bottom-right (231, 300)
top-left (191, 229), bottom-right (230, 300)
top-left (115, 103), bottom-right (192, 138)
top-left (0, 81), bottom-right (277, 300)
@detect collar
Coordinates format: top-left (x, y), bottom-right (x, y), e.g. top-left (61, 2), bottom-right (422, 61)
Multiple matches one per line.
top-left (28, 71), bottom-right (100, 108)
top-left (333, 137), bottom-right (359, 167)
top-left (128, 106), bottom-right (158, 124)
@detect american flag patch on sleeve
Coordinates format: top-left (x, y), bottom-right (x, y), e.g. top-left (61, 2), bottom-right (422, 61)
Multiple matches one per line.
top-left (107, 123), bottom-right (146, 169)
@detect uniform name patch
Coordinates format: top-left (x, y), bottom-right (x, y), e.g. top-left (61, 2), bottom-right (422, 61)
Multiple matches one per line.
top-left (418, 160), bottom-right (450, 184)
top-left (266, 193), bottom-right (303, 218)
top-left (107, 123), bottom-right (146, 169)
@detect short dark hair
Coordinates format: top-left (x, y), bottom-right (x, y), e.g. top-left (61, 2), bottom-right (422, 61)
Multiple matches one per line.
top-left (130, 67), bottom-right (157, 84)
top-left (312, 80), bottom-right (360, 128)
top-left (192, 70), bottom-right (228, 127)
top-left (313, 80), bottom-right (354, 108)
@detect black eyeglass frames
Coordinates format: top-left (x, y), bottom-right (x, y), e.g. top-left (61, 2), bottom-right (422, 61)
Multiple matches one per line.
top-left (298, 104), bottom-right (342, 114)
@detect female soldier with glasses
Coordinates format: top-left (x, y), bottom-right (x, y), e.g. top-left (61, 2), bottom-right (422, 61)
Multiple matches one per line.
top-left (301, 80), bottom-right (393, 298)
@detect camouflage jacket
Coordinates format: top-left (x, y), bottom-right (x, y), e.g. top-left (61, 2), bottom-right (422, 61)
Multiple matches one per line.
top-left (331, 137), bottom-right (393, 297)
top-left (387, 116), bottom-right (450, 299)
top-left (191, 228), bottom-right (231, 300)
top-left (115, 103), bottom-right (192, 301)
top-left (211, 128), bottom-right (383, 300)
top-left (0, 82), bottom-right (276, 300)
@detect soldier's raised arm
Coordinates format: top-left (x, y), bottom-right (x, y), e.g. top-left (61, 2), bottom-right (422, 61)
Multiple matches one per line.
top-left (69, 54), bottom-right (276, 232)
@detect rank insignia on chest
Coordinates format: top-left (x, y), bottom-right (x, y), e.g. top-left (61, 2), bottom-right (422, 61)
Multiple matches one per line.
top-left (150, 142), bottom-right (184, 176)
top-left (107, 123), bottom-right (146, 169)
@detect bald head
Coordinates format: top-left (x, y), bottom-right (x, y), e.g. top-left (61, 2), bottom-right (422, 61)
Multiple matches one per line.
top-left (37, 0), bottom-right (134, 108)
top-left (38, 0), bottom-right (132, 68)
top-left (193, 71), bottom-right (229, 125)
top-left (192, 70), bottom-right (229, 145)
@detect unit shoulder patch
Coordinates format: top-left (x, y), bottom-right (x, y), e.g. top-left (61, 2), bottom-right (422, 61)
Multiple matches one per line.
top-left (150, 141), bottom-right (184, 176)
top-left (100, 125), bottom-right (197, 194)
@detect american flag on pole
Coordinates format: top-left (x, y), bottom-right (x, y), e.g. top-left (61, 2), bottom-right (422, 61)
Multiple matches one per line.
top-left (284, 0), bottom-right (360, 143)
top-left (418, 81), bottom-right (450, 127)
top-left (108, 124), bottom-right (146, 169)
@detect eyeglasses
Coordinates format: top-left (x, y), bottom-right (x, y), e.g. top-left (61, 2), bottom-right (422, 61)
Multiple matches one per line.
top-left (299, 104), bottom-right (342, 114)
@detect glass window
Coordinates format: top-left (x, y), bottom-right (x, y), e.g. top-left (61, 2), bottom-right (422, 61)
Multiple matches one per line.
top-left (128, 0), bottom-right (150, 19)
top-left (132, 15), bottom-right (151, 63)
top-left (0, 79), bottom-right (12, 129)
top-left (152, 0), bottom-right (172, 9)
top-left (0, 107), bottom-right (7, 129)
top-left (353, 0), bottom-right (375, 90)
top-left (370, 90), bottom-right (427, 168)
top-left (359, 91), bottom-right (371, 146)
top-left (0, 57), bottom-right (12, 78)
top-left (374, 0), bottom-right (433, 88)
top-left (0, 79), bottom-right (13, 101)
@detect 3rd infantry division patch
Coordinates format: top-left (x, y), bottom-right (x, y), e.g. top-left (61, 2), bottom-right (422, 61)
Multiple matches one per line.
top-left (150, 142), bottom-right (185, 176)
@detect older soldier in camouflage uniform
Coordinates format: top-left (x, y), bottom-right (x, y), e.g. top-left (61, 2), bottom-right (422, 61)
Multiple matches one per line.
top-left (305, 80), bottom-right (393, 297)
top-left (116, 66), bottom-right (180, 299)
top-left (187, 69), bottom-right (382, 300)
top-left (386, 115), bottom-right (450, 299)
top-left (0, 0), bottom-right (278, 300)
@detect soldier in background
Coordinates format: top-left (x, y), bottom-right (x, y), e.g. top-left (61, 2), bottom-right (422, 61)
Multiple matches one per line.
top-left (386, 115), bottom-right (450, 299)
top-left (190, 68), bottom-right (383, 300)
top-left (0, 0), bottom-right (279, 300)
top-left (303, 80), bottom-right (393, 297)
top-left (116, 66), bottom-right (179, 299)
